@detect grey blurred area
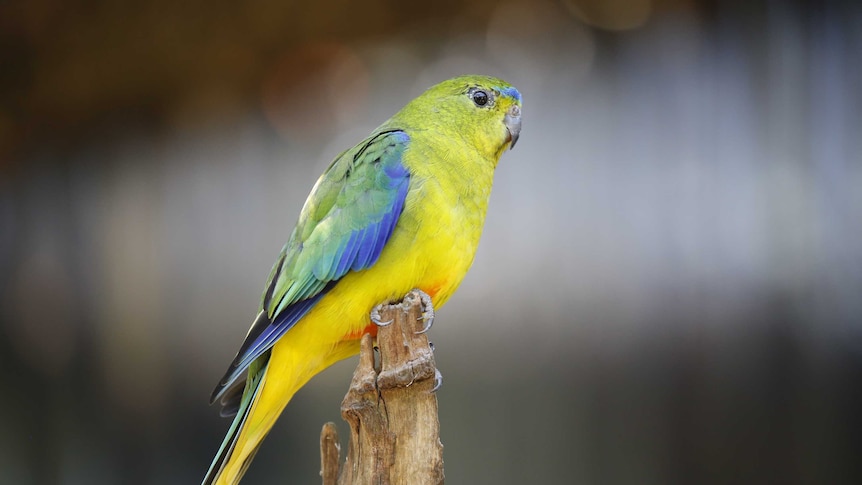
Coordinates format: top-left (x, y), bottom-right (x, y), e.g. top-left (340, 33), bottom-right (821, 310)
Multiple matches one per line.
top-left (1, 0), bottom-right (861, 484)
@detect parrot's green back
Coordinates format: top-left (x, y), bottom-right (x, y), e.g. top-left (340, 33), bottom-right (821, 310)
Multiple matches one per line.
top-left (204, 75), bottom-right (522, 485)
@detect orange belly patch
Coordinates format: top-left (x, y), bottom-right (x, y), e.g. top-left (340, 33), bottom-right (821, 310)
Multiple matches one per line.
top-left (342, 322), bottom-right (379, 341)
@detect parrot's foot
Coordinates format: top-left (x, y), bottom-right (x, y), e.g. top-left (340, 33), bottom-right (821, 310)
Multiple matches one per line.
top-left (370, 304), bottom-right (393, 326)
top-left (431, 368), bottom-right (443, 393)
top-left (415, 289), bottom-right (435, 334)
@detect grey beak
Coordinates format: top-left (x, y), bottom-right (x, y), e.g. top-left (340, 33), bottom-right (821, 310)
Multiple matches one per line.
top-left (504, 105), bottom-right (521, 150)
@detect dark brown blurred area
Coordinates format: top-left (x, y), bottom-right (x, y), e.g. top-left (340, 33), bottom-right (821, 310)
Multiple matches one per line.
top-left (0, 0), bottom-right (551, 167)
top-left (1, 1), bottom-right (861, 484)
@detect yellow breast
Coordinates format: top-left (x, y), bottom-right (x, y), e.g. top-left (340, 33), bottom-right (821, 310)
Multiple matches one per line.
top-left (299, 163), bottom-right (492, 346)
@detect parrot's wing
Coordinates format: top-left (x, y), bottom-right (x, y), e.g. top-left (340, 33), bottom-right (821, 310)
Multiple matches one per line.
top-left (210, 130), bottom-right (411, 404)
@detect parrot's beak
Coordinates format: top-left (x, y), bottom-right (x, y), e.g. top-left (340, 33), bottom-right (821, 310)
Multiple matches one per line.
top-left (504, 104), bottom-right (521, 150)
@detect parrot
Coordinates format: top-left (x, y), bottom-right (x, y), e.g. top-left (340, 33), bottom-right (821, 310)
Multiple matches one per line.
top-left (202, 74), bottom-right (522, 484)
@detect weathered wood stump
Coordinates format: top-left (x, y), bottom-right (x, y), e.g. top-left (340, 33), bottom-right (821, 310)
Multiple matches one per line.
top-left (320, 290), bottom-right (445, 485)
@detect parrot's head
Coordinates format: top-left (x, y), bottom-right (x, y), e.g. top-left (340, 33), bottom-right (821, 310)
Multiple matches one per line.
top-left (397, 75), bottom-right (522, 163)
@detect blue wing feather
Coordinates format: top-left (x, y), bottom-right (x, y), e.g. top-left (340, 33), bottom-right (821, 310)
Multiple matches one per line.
top-left (234, 284), bottom-right (331, 371)
top-left (334, 230), bottom-right (361, 278)
top-left (353, 224), bottom-right (377, 270)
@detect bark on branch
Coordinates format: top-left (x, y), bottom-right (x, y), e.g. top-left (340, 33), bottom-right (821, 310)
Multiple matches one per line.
top-left (320, 290), bottom-right (445, 485)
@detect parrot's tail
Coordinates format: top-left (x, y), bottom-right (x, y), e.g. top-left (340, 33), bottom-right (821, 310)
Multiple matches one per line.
top-left (202, 328), bottom-right (365, 485)
top-left (202, 359), bottom-right (271, 485)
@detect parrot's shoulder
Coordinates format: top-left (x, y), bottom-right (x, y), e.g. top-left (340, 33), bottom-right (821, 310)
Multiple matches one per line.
top-left (327, 129), bottom-right (411, 181)
top-left (299, 129), bottom-right (410, 226)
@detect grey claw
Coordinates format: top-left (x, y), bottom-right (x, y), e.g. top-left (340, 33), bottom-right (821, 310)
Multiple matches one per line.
top-left (431, 368), bottom-right (443, 393)
top-left (416, 315), bottom-right (433, 334)
top-left (370, 306), bottom-right (392, 327)
top-left (414, 290), bottom-right (435, 334)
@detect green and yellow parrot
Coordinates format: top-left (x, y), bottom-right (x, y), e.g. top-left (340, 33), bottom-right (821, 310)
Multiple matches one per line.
top-left (203, 75), bottom-right (522, 484)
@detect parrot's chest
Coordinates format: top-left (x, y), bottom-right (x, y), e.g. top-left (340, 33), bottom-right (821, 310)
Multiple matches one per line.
top-left (396, 177), bottom-right (490, 305)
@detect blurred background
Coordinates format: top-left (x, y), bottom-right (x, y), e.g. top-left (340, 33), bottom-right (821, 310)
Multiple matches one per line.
top-left (1, 0), bottom-right (861, 483)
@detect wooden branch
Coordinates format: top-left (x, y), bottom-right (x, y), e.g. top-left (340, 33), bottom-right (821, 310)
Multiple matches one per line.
top-left (320, 290), bottom-right (445, 485)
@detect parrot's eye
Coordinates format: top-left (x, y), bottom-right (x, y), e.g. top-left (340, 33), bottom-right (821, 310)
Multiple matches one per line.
top-left (471, 90), bottom-right (489, 107)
